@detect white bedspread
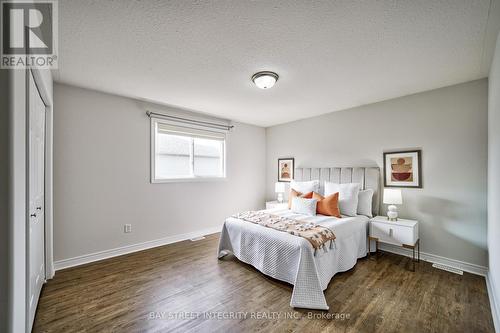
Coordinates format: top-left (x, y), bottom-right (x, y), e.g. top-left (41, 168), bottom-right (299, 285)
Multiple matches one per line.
top-left (217, 208), bottom-right (368, 310)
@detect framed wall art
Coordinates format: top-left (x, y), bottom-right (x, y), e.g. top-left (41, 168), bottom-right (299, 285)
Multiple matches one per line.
top-left (383, 150), bottom-right (422, 188)
top-left (278, 158), bottom-right (294, 182)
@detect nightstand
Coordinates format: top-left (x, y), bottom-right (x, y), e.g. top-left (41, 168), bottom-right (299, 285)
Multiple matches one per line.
top-left (368, 215), bottom-right (420, 271)
top-left (265, 201), bottom-right (288, 210)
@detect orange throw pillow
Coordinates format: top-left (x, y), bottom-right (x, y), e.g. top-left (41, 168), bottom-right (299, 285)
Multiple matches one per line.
top-left (313, 192), bottom-right (341, 217)
top-left (288, 189), bottom-right (313, 209)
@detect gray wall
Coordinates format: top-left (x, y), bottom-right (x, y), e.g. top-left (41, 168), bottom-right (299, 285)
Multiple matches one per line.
top-left (53, 84), bottom-right (266, 261)
top-left (266, 79), bottom-right (488, 267)
top-left (488, 33), bottom-right (500, 325)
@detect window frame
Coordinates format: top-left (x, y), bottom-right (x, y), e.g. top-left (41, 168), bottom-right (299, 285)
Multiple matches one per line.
top-left (150, 117), bottom-right (227, 183)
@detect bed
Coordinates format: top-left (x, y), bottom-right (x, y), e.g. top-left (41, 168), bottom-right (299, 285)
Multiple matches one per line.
top-left (218, 167), bottom-right (380, 310)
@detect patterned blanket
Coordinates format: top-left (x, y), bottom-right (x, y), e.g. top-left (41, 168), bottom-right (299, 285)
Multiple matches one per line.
top-left (232, 211), bottom-right (336, 252)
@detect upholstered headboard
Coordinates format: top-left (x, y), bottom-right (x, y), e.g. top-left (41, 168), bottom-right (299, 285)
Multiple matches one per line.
top-left (294, 167), bottom-right (381, 216)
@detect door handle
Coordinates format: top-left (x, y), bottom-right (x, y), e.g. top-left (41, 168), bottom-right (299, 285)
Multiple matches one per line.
top-left (36, 206), bottom-right (42, 210)
top-left (389, 228), bottom-right (393, 237)
top-left (30, 213), bottom-right (37, 218)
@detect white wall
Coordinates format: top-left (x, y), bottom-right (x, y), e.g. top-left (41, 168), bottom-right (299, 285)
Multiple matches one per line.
top-left (488, 32), bottom-right (500, 331)
top-left (53, 84), bottom-right (266, 262)
top-left (0, 65), bottom-right (10, 333)
top-left (4, 68), bottom-right (53, 333)
top-left (9, 69), bottom-right (27, 333)
top-left (266, 79), bottom-right (488, 268)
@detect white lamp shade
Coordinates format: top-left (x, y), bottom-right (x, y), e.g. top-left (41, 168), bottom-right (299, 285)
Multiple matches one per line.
top-left (383, 189), bottom-right (402, 205)
top-left (275, 182), bottom-right (286, 193)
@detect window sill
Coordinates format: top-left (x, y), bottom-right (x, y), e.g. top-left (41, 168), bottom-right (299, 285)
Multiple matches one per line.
top-left (151, 177), bottom-right (227, 184)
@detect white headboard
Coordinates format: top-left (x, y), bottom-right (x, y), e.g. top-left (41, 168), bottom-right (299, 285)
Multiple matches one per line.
top-left (294, 167), bottom-right (381, 216)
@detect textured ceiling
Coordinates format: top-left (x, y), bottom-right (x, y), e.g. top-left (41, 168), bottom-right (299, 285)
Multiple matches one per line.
top-left (55, 0), bottom-right (500, 127)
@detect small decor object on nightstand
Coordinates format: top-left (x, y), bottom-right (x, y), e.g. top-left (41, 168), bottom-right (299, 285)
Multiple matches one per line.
top-left (275, 182), bottom-right (286, 203)
top-left (383, 188), bottom-right (402, 221)
top-left (278, 158), bottom-right (294, 182)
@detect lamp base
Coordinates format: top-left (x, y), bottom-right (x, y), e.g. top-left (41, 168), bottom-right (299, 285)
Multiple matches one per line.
top-left (277, 193), bottom-right (284, 203)
top-left (387, 205), bottom-right (398, 221)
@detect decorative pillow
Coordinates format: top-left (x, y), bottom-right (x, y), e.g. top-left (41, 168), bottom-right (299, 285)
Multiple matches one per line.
top-left (290, 197), bottom-right (318, 216)
top-left (324, 182), bottom-right (361, 217)
top-left (288, 189), bottom-right (313, 209)
top-left (290, 180), bottom-right (320, 194)
top-left (357, 189), bottom-right (374, 217)
top-left (312, 192), bottom-right (341, 217)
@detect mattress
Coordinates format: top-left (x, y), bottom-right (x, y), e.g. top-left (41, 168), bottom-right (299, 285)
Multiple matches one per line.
top-left (217, 208), bottom-right (369, 310)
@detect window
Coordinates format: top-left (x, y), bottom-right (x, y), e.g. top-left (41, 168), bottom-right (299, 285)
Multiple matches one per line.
top-left (151, 119), bottom-right (226, 182)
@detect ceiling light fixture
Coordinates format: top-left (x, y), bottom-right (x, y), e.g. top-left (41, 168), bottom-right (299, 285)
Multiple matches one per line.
top-left (252, 71), bottom-right (279, 89)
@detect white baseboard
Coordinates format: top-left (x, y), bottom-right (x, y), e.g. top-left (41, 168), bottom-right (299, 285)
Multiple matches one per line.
top-left (377, 243), bottom-right (488, 277)
top-left (54, 226), bottom-right (221, 271)
top-left (486, 272), bottom-right (500, 333)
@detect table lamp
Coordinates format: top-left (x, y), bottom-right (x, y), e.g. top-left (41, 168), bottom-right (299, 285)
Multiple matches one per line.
top-left (383, 188), bottom-right (402, 221)
top-left (275, 182), bottom-right (286, 203)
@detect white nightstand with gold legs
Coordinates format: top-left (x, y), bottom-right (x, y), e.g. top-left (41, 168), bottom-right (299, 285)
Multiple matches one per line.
top-left (368, 215), bottom-right (420, 271)
top-left (265, 201), bottom-right (288, 210)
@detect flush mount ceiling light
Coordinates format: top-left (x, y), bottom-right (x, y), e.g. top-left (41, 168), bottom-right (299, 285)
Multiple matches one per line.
top-left (252, 71), bottom-right (279, 89)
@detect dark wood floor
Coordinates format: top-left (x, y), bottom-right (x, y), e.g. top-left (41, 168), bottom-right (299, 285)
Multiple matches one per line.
top-left (34, 233), bottom-right (494, 333)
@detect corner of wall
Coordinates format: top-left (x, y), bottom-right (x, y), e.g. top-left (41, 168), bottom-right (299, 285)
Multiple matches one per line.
top-left (487, 28), bottom-right (500, 333)
top-left (487, 271), bottom-right (500, 332)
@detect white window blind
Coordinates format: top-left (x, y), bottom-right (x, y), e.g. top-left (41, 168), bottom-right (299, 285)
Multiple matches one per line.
top-left (151, 117), bottom-right (227, 182)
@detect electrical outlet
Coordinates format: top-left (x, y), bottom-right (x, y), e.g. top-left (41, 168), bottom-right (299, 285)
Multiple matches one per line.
top-left (124, 224), bottom-right (132, 233)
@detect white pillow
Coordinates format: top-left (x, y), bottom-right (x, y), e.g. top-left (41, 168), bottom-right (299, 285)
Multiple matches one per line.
top-left (291, 197), bottom-right (318, 216)
top-left (357, 189), bottom-right (374, 217)
top-left (324, 182), bottom-right (361, 217)
top-left (290, 180), bottom-right (320, 194)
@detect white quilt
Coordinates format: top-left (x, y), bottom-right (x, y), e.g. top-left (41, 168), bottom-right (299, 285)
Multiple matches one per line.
top-left (217, 208), bottom-right (368, 310)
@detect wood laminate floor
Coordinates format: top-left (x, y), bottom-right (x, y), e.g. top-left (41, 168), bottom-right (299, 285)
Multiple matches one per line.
top-left (34, 233), bottom-right (494, 333)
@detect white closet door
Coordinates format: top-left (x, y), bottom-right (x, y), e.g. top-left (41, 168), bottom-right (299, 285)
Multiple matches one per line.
top-left (28, 71), bottom-right (46, 331)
